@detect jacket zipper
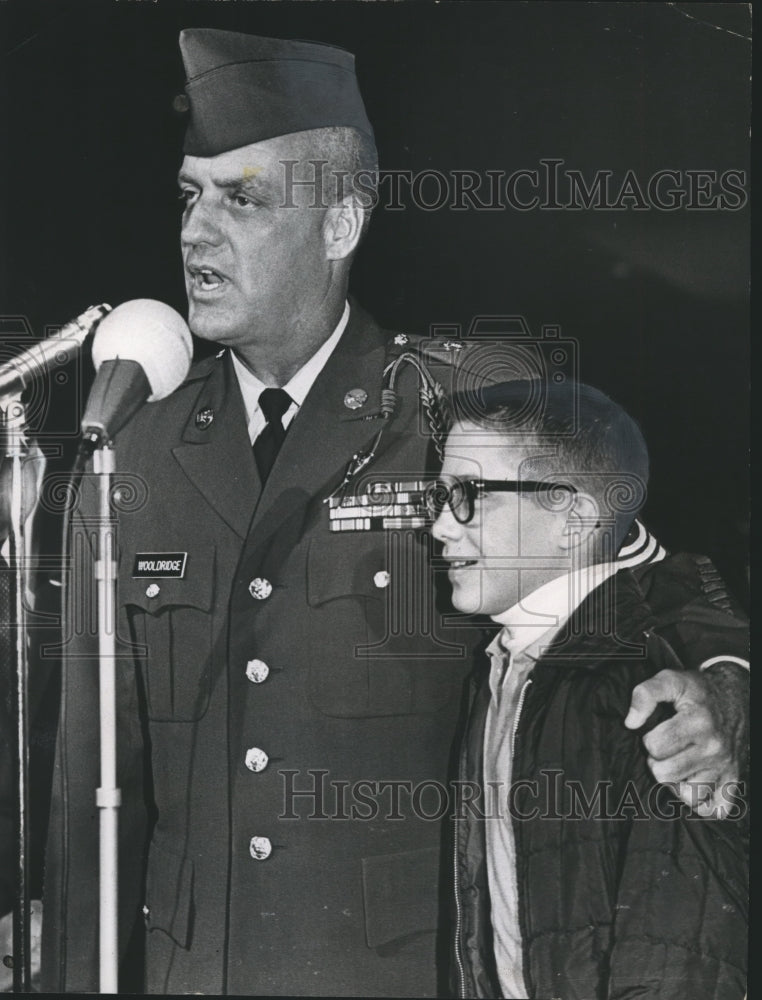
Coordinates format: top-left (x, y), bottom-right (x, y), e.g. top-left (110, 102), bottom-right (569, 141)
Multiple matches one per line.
top-left (453, 812), bottom-right (467, 997)
top-left (453, 710), bottom-right (471, 1000)
top-left (453, 676), bottom-right (534, 999)
top-left (511, 678), bottom-right (532, 756)
top-left (511, 677), bottom-right (533, 998)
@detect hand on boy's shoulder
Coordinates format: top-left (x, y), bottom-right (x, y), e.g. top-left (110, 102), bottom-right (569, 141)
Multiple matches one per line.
top-left (625, 666), bottom-right (748, 818)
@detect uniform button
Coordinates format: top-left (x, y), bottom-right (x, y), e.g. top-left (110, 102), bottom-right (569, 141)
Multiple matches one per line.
top-left (245, 747), bottom-right (269, 773)
top-left (246, 659), bottom-right (270, 684)
top-left (145, 583), bottom-right (160, 599)
top-left (249, 577), bottom-right (273, 600)
top-left (249, 836), bottom-right (272, 861)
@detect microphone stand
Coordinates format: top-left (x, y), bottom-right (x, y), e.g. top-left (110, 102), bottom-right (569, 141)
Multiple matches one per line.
top-left (0, 303), bottom-right (113, 991)
top-left (91, 442), bottom-right (120, 993)
top-left (2, 394), bottom-right (32, 993)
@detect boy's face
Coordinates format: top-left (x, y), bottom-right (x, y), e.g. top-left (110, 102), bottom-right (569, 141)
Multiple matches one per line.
top-left (431, 421), bottom-right (571, 617)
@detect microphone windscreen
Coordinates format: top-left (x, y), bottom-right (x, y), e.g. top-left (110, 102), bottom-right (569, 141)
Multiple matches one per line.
top-left (91, 299), bottom-right (193, 400)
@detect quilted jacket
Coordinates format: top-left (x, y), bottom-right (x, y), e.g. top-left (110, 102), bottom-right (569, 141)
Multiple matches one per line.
top-left (452, 556), bottom-right (748, 999)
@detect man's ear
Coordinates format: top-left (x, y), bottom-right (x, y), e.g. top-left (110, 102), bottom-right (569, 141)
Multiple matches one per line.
top-left (323, 194), bottom-right (364, 261)
top-left (559, 492), bottom-right (600, 551)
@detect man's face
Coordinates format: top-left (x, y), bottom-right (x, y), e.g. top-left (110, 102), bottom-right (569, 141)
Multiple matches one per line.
top-left (431, 422), bottom-right (571, 617)
top-left (179, 134), bottom-right (332, 348)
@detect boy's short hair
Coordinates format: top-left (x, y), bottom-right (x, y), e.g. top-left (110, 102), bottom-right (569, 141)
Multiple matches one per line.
top-left (452, 379), bottom-right (649, 548)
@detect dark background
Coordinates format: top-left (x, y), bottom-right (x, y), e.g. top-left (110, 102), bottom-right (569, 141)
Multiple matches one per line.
top-left (0, 0), bottom-right (750, 603)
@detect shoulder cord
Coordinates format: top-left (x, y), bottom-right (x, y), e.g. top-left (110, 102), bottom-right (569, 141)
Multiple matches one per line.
top-left (382, 351), bottom-right (452, 461)
top-left (325, 348), bottom-right (451, 501)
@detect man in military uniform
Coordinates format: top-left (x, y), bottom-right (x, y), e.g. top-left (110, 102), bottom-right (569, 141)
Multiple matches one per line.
top-left (42, 30), bottom-right (472, 997)
top-left (41, 29), bottom-right (748, 996)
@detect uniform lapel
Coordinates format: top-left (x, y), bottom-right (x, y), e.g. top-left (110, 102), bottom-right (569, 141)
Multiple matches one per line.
top-left (172, 353), bottom-right (260, 539)
top-left (248, 305), bottom-right (391, 534)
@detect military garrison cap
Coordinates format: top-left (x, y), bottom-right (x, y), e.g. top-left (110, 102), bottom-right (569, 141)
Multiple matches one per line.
top-left (178, 28), bottom-right (374, 156)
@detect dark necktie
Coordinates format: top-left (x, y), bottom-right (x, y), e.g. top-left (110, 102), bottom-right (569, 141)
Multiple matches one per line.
top-left (253, 388), bottom-right (293, 483)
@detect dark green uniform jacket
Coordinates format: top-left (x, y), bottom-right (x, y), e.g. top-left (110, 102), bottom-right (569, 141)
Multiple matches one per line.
top-left (42, 304), bottom-right (472, 996)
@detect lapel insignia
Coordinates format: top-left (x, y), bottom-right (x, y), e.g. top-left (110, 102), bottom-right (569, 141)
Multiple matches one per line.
top-left (343, 387), bottom-right (368, 410)
top-left (195, 407), bottom-right (215, 430)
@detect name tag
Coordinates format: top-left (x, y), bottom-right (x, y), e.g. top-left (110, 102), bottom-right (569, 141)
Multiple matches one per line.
top-left (132, 552), bottom-right (188, 578)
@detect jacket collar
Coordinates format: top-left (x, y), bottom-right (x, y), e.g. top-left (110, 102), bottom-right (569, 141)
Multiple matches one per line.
top-left (169, 302), bottom-right (391, 540)
top-left (529, 569), bottom-right (656, 668)
top-left (245, 300), bottom-right (392, 538)
top-left (171, 350), bottom-right (259, 538)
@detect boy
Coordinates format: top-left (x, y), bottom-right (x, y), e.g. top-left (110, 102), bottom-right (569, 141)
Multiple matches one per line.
top-left (429, 380), bottom-right (747, 999)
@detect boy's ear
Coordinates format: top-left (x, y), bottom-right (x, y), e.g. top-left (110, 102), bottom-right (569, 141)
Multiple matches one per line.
top-left (559, 492), bottom-right (600, 551)
top-left (324, 194), bottom-right (364, 261)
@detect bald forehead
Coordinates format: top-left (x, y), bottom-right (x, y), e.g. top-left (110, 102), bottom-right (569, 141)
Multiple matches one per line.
top-left (178, 130), bottom-right (339, 206)
top-left (181, 134), bottom-right (285, 181)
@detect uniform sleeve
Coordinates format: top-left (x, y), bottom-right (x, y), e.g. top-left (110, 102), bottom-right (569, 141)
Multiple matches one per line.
top-left (635, 553), bottom-right (748, 668)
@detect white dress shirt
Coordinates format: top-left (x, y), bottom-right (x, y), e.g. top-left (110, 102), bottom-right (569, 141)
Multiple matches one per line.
top-left (230, 301), bottom-right (350, 444)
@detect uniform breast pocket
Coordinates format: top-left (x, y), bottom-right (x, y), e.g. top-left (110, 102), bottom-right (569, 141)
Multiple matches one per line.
top-left (306, 533), bottom-right (457, 718)
top-left (121, 546), bottom-right (216, 722)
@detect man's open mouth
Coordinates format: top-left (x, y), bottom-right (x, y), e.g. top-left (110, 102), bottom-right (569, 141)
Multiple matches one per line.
top-left (188, 265), bottom-right (227, 291)
top-left (447, 559), bottom-right (477, 569)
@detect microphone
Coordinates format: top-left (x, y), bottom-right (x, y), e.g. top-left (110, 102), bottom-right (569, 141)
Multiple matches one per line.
top-left (0, 303), bottom-right (112, 398)
top-left (80, 299), bottom-right (193, 451)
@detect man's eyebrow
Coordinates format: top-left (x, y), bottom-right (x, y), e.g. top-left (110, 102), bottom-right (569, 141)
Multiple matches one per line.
top-left (176, 171), bottom-right (270, 194)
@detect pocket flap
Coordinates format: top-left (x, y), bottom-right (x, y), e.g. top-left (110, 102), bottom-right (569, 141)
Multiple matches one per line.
top-left (120, 545), bottom-right (215, 613)
top-left (308, 533), bottom-right (387, 606)
top-left (361, 846), bottom-right (440, 949)
top-left (144, 834), bottom-right (194, 950)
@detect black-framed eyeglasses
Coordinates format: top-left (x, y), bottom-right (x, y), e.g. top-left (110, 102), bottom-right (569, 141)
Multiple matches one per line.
top-left (423, 478), bottom-right (578, 525)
